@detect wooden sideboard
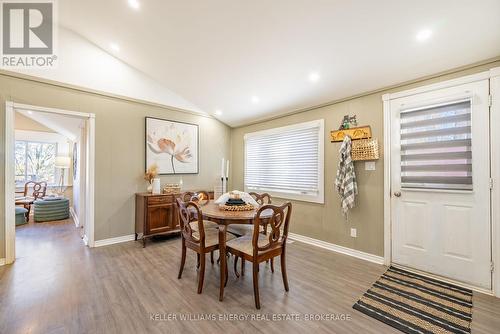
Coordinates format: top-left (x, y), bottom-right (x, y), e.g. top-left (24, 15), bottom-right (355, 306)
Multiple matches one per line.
top-left (135, 191), bottom-right (214, 247)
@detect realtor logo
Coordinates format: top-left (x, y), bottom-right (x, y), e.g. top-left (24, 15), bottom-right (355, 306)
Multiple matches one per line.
top-left (1, 0), bottom-right (57, 67)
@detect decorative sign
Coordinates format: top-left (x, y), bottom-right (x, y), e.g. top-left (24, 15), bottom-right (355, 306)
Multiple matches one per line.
top-left (330, 125), bottom-right (372, 142)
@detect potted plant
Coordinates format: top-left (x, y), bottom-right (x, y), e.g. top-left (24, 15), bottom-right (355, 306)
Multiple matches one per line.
top-left (144, 164), bottom-right (158, 192)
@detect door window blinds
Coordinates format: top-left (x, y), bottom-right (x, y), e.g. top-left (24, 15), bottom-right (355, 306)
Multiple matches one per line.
top-left (400, 99), bottom-right (472, 190)
top-left (244, 120), bottom-right (324, 203)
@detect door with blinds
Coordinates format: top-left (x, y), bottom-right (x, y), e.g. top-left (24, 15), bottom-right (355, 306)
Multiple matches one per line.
top-left (390, 79), bottom-right (491, 289)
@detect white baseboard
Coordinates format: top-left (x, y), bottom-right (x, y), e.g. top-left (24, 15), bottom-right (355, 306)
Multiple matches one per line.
top-left (69, 207), bottom-right (79, 227)
top-left (0, 258), bottom-right (5, 266)
top-left (288, 233), bottom-right (385, 265)
top-left (83, 234), bottom-right (89, 246)
top-left (94, 234), bottom-right (136, 248)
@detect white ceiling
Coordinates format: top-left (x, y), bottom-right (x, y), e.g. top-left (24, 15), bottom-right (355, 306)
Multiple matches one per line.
top-left (59, 0), bottom-right (500, 127)
top-left (17, 110), bottom-right (84, 141)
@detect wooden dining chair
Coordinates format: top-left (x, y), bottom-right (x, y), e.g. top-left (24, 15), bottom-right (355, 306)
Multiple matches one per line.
top-left (180, 191), bottom-right (211, 206)
top-left (15, 181), bottom-right (47, 222)
top-left (249, 192), bottom-right (273, 235)
top-left (249, 192), bottom-right (272, 206)
top-left (180, 191), bottom-right (218, 264)
top-left (228, 192), bottom-right (273, 276)
top-left (227, 192), bottom-right (272, 237)
top-left (176, 198), bottom-right (235, 294)
top-left (226, 202), bottom-right (292, 309)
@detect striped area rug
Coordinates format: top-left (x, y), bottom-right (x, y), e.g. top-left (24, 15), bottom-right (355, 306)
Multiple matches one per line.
top-left (353, 266), bottom-right (472, 334)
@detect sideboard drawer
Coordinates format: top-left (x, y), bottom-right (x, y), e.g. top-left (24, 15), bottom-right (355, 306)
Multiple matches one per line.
top-left (147, 196), bottom-right (172, 205)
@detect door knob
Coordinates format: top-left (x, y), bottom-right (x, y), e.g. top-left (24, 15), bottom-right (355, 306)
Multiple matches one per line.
top-left (394, 191), bottom-right (401, 197)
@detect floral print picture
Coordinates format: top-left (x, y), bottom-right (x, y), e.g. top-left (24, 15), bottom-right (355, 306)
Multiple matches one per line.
top-left (146, 117), bottom-right (199, 174)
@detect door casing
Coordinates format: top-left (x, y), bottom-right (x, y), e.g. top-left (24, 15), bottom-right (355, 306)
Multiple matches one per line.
top-left (4, 102), bottom-right (96, 265)
top-left (383, 68), bottom-right (500, 297)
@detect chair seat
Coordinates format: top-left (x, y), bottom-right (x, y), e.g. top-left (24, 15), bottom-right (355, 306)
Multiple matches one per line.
top-left (227, 224), bottom-right (264, 236)
top-left (15, 197), bottom-right (34, 205)
top-left (192, 229), bottom-right (236, 248)
top-left (226, 234), bottom-right (274, 256)
top-left (189, 220), bottom-right (219, 231)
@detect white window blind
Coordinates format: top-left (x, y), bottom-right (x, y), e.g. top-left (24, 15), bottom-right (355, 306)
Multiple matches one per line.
top-left (244, 119), bottom-right (324, 203)
top-left (400, 99), bottom-right (472, 190)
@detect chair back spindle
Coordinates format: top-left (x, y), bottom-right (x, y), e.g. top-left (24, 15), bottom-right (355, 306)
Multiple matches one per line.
top-left (24, 181), bottom-right (47, 199)
top-left (176, 198), bottom-right (207, 247)
top-left (180, 191), bottom-right (210, 206)
top-left (252, 202), bottom-right (292, 256)
top-left (249, 192), bottom-right (272, 205)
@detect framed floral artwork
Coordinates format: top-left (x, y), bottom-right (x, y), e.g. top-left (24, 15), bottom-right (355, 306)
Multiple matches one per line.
top-left (145, 117), bottom-right (199, 174)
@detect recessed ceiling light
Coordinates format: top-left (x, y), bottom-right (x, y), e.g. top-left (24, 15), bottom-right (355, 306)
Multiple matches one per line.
top-left (214, 110), bottom-right (223, 116)
top-left (110, 43), bottom-right (120, 52)
top-left (416, 29), bottom-right (432, 42)
top-left (128, 0), bottom-right (140, 10)
top-left (251, 96), bottom-right (260, 104)
top-left (308, 72), bottom-right (320, 83)
top-left (27, 111), bottom-right (33, 115)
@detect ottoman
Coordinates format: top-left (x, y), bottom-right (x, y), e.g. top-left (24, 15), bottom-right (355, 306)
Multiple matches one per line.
top-left (33, 197), bottom-right (70, 222)
top-left (15, 207), bottom-right (28, 226)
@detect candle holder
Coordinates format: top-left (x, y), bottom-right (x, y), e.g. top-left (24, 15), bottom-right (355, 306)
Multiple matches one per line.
top-left (220, 177), bottom-right (224, 195)
top-left (225, 176), bottom-right (229, 193)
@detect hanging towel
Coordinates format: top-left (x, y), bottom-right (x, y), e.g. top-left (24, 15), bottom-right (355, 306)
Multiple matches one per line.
top-left (335, 136), bottom-right (358, 216)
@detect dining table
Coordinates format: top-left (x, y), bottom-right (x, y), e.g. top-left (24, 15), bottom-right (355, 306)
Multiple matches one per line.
top-left (200, 201), bottom-right (273, 301)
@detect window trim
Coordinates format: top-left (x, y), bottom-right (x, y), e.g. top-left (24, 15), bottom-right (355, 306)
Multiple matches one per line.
top-left (244, 119), bottom-right (325, 204)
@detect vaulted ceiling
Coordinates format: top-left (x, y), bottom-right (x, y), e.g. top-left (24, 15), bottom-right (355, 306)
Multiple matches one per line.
top-left (58, 0), bottom-right (500, 126)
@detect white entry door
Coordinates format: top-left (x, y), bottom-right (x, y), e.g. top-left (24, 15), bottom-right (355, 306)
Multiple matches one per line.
top-left (390, 79), bottom-right (491, 290)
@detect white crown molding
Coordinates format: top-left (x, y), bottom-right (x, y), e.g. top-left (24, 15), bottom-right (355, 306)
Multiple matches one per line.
top-left (288, 233), bottom-right (384, 265)
top-left (94, 234), bottom-right (136, 248)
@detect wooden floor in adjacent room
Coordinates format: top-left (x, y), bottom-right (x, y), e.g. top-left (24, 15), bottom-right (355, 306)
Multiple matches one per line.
top-left (1, 219), bottom-right (500, 334)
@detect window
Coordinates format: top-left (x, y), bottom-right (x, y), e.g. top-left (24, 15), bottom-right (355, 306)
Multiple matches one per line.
top-left (15, 140), bottom-right (57, 186)
top-left (244, 119), bottom-right (324, 203)
top-left (400, 99), bottom-right (472, 190)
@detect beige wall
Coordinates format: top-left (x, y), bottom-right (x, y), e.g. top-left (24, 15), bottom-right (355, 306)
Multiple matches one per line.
top-left (231, 60), bottom-right (500, 257)
top-left (1, 74), bottom-right (231, 258)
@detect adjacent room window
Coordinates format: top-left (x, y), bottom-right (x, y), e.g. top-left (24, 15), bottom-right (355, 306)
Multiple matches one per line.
top-left (244, 119), bottom-right (324, 203)
top-left (400, 99), bottom-right (472, 190)
top-left (15, 140), bottom-right (57, 186)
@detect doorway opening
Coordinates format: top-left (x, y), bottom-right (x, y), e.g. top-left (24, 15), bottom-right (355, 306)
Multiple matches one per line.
top-left (4, 102), bottom-right (95, 264)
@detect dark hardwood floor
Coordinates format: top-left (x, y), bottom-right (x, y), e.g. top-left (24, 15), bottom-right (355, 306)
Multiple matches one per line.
top-left (1, 218), bottom-right (499, 334)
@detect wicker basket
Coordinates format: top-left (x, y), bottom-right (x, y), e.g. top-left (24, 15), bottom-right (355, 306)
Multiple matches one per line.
top-left (351, 138), bottom-right (379, 161)
top-left (219, 203), bottom-right (255, 211)
top-left (163, 184), bottom-right (181, 194)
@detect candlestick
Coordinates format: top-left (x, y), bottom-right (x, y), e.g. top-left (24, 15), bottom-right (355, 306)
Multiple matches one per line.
top-left (225, 176), bottom-right (228, 194)
top-left (220, 177), bottom-right (224, 196)
top-left (226, 160), bottom-right (230, 180)
top-left (221, 158), bottom-right (225, 178)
